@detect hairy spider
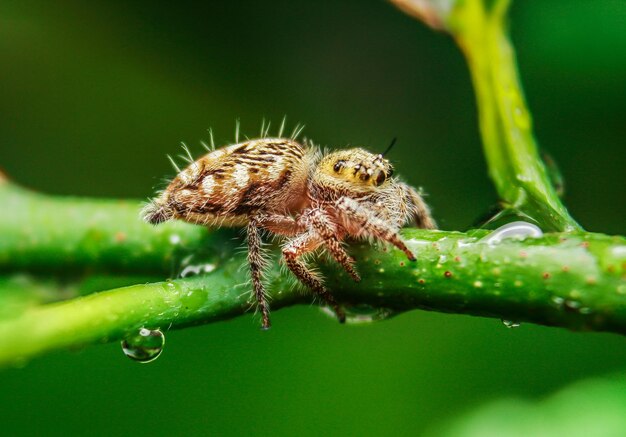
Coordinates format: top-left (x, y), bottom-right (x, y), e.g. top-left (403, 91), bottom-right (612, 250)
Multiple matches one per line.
top-left (143, 135), bottom-right (435, 329)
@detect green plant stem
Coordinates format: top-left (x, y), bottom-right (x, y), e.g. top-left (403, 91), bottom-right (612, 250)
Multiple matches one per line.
top-left (389, 0), bottom-right (581, 232)
top-left (0, 181), bottom-right (624, 365)
top-left (0, 181), bottom-right (223, 275)
top-left (455, 0), bottom-right (580, 232)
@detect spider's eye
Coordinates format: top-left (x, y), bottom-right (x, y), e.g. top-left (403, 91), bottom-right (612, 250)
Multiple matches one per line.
top-left (333, 160), bottom-right (345, 173)
top-left (375, 171), bottom-right (386, 186)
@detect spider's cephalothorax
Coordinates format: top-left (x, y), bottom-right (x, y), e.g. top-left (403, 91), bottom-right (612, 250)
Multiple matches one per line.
top-left (143, 137), bottom-right (435, 329)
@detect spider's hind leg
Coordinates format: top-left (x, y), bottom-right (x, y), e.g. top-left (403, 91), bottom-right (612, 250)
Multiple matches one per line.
top-left (247, 218), bottom-right (271, 329)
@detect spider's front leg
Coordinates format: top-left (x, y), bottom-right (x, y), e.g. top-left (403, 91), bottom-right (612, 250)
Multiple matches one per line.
top-left (282, 232), bottom-right (346, 323)
top-left (247, 216), bottom-right (271, 330)
top-left (305, 208), bottom-right (361, 282)
top-left (336, 197), bottom-right (416, 261)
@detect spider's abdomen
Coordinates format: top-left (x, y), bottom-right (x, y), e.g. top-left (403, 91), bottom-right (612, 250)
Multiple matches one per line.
top-left (145, 138), bottom-right (312, 226)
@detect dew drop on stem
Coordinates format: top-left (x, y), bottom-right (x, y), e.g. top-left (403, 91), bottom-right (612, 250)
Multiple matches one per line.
top-left (121, 328), bottom-right (165, 363)
top-left (501, 319), bottom-right (521, 329)
top-left (481, 221), bottom-right (543, 245)
top-left (321, 304), bottom-right (396, 324)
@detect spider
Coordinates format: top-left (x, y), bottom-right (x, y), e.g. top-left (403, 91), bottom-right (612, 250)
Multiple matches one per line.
top-left (143, 135), bottom-right (435, 329)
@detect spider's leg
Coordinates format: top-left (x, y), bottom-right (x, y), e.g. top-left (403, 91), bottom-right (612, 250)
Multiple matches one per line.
top-left (401, 184), bottom-right (437, 229)
top-left (247, 218), bottom-right (271, 329)
top-left (282, 232), bottom-right (346, 323)
top-left (255, 213), bottom-right (304, 237)
top-left (336, 197), bottom-right (416, 261)
top-left (308, 209), bottom-right (361, 282)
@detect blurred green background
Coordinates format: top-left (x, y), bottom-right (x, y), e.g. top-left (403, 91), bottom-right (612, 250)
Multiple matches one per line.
top-left (0, 0), bottom-right (624, 435)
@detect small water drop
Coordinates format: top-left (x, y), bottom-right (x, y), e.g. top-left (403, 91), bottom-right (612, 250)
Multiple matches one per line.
top-left (121, 328), bottom-right (165, 363)
top-left (481, 221), bottom-right (543, 245)
top-left (551, 296), bottom-right (564, 307)
top-left (321, 304), bottom-right (395, 324)
top-left (474, 206), bottom-right (542, 231)
top-left (180, 263), bottom-right (216, 278)
top-left (612, 246), bottom-right (626, 258)
top-left (501, 319), bottom-right (521, 329)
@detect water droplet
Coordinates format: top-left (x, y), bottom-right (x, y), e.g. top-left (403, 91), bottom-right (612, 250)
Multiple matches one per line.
top-left (474, 206), bottom-right (542, 231)
top-left (481, 221), bottom-right (543, 245)
top-left (551, 296), bottom-right (565, 308)
top-left (180, 263), bottom-right (216, 278)
top-left (501, 319), bottom-right (521, 329)
top-left (612, 246), bottom-right (626, 258)
top-left (121, 328), bottom-right (165, 363)
top-left (321, 304), bottom-right (395, 324)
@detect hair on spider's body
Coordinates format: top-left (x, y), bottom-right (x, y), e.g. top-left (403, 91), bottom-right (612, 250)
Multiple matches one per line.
top-left (143, 135), bottom-right (435, 329)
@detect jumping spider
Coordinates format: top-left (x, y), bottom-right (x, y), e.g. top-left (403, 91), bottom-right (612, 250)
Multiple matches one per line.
top-left (143, 136), bottom-right (435, 329)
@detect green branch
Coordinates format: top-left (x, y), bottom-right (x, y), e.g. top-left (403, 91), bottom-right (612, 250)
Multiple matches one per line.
top-left (0, 180), bottom-right (624, 366)
top-left (389, 0), bottom-right (581, 232)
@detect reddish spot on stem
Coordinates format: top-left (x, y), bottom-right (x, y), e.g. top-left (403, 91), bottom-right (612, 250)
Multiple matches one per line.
top-left (444, 271), bottom-right (452, 278)
top-left (542, 272), bottom-right (551, 279)
top-left (519, 251), bottom-right (528, 258)
top-left (454, 256), bottom-right (461, 262)
top-left (418, 278), bottom-right (426, 284)
top-left (562, 265), bottom-right (570, 272)
top-left (580, 241), bottom-right (590, 248)
top-left (115, 232), bottom-right (127, 243)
